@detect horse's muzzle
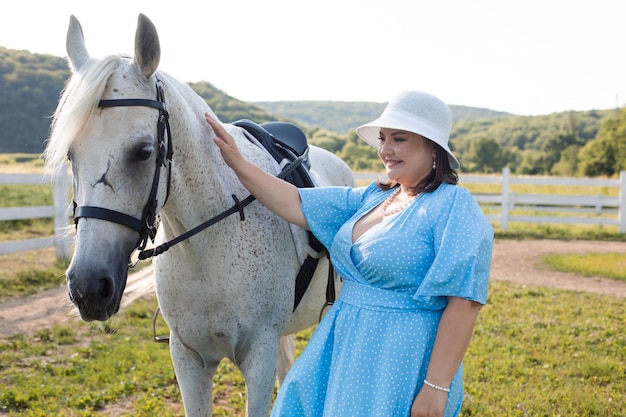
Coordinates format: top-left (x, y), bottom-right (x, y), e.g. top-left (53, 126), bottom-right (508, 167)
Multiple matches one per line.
top-left (67, 267), bottom-right (127, 321)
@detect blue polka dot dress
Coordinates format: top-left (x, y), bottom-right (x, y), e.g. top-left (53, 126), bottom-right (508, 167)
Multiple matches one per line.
top-left (271, 181), bottom-right (493, 417)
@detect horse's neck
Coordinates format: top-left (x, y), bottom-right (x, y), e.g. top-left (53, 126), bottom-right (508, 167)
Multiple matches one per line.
top-left (157, 88), bottom-right (230, 215)
top-left (158, 84), bottom-right (263, 237)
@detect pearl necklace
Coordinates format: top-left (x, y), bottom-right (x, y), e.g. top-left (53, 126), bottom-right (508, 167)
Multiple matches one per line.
top-left (380, 188), bottom-right (419, 217)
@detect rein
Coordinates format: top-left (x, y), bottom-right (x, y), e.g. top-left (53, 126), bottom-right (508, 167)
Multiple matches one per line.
top-left (138, 153), bottom-right (308, 260)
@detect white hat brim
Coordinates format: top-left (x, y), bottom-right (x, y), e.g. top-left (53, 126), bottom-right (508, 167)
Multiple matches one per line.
top-left (356, 108), bottom-right (460, 169)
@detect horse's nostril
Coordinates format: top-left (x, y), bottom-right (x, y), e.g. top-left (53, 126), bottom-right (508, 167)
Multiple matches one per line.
top-left (68, 273), bottom-right (115, 304)
top-left (98, 277), bottom-right (113, 300)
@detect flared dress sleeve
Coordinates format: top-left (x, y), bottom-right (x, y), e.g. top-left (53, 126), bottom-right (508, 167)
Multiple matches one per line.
top-left (413, 186), bottom-right (493, 307)
top-left (298, 186), bottom-right (366, 250)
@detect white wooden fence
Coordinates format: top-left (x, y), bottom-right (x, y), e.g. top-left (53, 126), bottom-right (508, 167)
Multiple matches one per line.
top-left (2, 168), bottom-right (625, 260)
top-left (0, 171), bottom-right (73, 259)
top-left (355, 168), bottom-right (626, 233)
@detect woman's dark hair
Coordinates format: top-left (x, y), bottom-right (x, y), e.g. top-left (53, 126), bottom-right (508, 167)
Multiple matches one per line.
top-left (376, 141), bottom-right (458, 196)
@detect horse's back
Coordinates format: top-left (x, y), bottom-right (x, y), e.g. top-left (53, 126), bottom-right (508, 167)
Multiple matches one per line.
top-left (309, 145), bottom-right (355, 188)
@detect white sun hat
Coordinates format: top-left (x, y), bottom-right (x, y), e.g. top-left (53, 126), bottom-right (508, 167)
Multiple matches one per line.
top-left (356, 90), bottom-right (460, 169)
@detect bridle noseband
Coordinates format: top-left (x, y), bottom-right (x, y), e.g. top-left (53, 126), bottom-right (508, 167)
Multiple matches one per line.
top-left (73, 77), bottom-right (173, 260)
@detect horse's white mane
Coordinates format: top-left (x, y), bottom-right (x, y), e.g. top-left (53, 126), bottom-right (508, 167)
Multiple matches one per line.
top-left (44, 55), bottom-right (124, 171)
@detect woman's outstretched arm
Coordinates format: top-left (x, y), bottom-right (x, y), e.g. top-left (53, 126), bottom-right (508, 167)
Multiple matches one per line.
top-left (205, 113), bottom-right (309, 229)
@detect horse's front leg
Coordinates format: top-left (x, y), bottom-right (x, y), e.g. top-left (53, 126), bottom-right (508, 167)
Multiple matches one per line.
top-left (170, 334), bottom-right (218, 417)
top-left (238, 333), bottom-right (281, 417)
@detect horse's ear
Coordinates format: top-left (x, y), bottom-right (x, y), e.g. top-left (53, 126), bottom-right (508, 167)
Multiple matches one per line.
top-left (66, 15), bottom-right (90, 73)
top-left (134, 14), bottom-right (161, 79)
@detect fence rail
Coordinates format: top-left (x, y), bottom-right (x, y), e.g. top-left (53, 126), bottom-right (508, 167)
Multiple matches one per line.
top-left (2, 168), bottom-right (625, 260)
top-left (355, 168), bottom-right (626, 233)
top-left (0, 171), bottom-right (72, 259)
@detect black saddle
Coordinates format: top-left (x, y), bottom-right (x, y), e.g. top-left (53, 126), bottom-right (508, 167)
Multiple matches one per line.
top-left (262, 121), bottom-right (310, 160)
top-left (233, 119), bottom-right (330, 311)
top-left (233, 119), bottom-right (313, 187)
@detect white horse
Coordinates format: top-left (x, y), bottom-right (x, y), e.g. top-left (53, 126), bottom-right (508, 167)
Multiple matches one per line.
top-left (44, 14), bottom-right (354, 417)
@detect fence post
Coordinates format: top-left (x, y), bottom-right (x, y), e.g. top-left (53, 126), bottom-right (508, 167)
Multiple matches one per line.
top-left (53, 169), bottom-right (73, 260)
top-left (500, 167), bottom-right (510, 230)
top-left (617, 171), bottom-right (626, 233)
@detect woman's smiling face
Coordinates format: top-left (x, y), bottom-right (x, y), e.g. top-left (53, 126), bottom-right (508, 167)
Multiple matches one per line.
top-left (377, 128), bottom-right (435, 187)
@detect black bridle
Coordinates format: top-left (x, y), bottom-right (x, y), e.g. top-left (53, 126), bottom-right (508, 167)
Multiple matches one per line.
top-left (72, 78), bottom-right (307, 263)
top-left (72, 78), bottom-right (335, 326)
top-left (73, 78), bottom-right (173, 260)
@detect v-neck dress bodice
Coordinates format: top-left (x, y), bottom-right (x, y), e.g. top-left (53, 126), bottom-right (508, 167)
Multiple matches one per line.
top-left (271, 181), bottom-right (493, 417)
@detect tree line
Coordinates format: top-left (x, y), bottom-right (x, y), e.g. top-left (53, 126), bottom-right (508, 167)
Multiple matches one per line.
top-left (1, 46), bottom-right (623, 177)
top-left (255, 101), bottom-right (623, 177)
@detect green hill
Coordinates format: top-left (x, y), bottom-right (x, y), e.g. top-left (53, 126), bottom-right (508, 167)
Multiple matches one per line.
top-left (0, 46), bottom-right (512, 154)
top-left (1, 46), bottom-right (623, 176)
top-left (253, 101), bottom-right (512, 134)
top-left (0, 47), bottom-right (69, 153)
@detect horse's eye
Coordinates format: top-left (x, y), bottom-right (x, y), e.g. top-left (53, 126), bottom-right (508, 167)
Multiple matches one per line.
top-left (134, 145), bottom-right (154, 161)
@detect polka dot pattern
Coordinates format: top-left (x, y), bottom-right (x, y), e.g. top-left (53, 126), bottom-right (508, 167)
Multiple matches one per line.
top-left (271, 182), bottom-right (493, 417)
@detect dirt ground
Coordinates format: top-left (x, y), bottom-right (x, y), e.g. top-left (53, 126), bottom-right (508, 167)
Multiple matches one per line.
top-left (1, 239), bottom-right (625, 338)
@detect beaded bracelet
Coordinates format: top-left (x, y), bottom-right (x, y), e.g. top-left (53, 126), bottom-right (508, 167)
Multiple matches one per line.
top-left (423, 379), bottom-right (451, 393)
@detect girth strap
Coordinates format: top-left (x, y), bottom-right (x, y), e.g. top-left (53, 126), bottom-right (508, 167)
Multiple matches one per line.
top-left (293, 227), bottom-right (326, 310)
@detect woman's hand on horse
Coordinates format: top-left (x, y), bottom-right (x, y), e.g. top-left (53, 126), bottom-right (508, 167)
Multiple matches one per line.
top-left (205, 112), bottom-right (243, 168)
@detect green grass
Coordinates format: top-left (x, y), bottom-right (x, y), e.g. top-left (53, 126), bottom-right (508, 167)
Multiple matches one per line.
top-left (543, 252), bottom-right (626, 282)
top-left (0, 184), bottom-right (52, 208)
top-left (0, 282), bottom-right (624, 416)
top-left (0, 183), bottom-right (55, 242)
top-left (463, 282), bottom-right (625, 417)
top-left (463, 181), bottom-right (620, 197)
top-left (0, 257), bottom-right (68, 301)
top-left (0, 154), bottom-right (45, 174)
top-left (0, 218), bottom-right (54, 243)
top-left (0, 155), bottom-right (60, 243)
top-left (0, 299), bottom-right (182, 416)
top-left (493, 223), bottom-right (626, 242)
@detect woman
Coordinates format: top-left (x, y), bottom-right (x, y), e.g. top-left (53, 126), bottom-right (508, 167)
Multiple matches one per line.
top-left (205, 90), bottom-right (493, 417)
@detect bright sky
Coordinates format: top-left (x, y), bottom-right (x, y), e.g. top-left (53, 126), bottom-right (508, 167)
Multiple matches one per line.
top-left (2, 0), bottom-right (625, 116)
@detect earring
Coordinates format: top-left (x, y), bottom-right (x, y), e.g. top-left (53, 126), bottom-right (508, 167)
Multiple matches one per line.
top-left (432, 159), bottom-right (437, 170)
